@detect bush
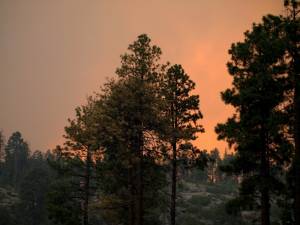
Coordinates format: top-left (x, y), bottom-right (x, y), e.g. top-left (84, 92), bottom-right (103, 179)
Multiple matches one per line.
top-left (188, 195), bottom-right (211, 207)
top-left (177, 214), bottom-right (205, 225)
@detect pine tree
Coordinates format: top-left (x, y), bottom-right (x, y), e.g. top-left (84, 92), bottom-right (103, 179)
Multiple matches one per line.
top-left (0, 131), bottom-right (5, 182)
top-left (115, 34), bottom-right (167, 225)
top-left (47, 146), bottom-right (83, 225)
top-left (48, 97), bottom-right (102, 225)
top-left (96, 34), bottom-right (168, 225)
top-left (162, 64), bottom-right (203, 225)
top-left (0, 131), bottom-right (5, 163)
top-left (215, 15), bottom-right (292, 225)
top-left (4, 131), bottom-right (30, 189)
top-left (63, 97), bottom-right (102, 225)
top-left (283, 1), bottom-right (300, 223)
top-left (19, 164), bottom-right (50, 225)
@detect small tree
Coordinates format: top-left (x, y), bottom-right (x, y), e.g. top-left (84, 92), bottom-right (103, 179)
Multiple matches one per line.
top-left (19, 165), bottom-right (50, 225)
top-left (47, 147), bottom-right (82, 225)
top-left (48, 97), bottom-right (102, 225)
top-left (4, 131), bottom-right (30, 189)
top-left (207, 148), bottom-right (221, 183)
top-left (0, 131), bottom-right (5, 162)
top-left (0, 131), bottom-right (5, 183)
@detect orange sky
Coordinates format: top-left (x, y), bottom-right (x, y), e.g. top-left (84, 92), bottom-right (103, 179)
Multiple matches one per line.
top-left (0, 0), bottom-right (283, 153)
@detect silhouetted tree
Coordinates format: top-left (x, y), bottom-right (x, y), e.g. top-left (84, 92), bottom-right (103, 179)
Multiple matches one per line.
top-left (47, 146), bottom-right (83, 225)
top-left (4, 131), bottom-right (30, 189)
top-left (0, 131), bottom-right (5, 163)
top-left (48, 97), bottom-right (102, 225)
top-left (63, 97), bottom-right (102, 225)
top-left (19, 166), bottom-right (50, 225)
top-left (0, 131), bottom-right (5, 183)
top-left (215, 15), bottom-right (292, 225)
top-left (162, 64), bottom-right (204, 225)
top-left (92, 34), bottom-right (170, 225)
top-left (114, 34), bottom-right (168, 225)
top-left (284, 1), bottom-right (300, 223)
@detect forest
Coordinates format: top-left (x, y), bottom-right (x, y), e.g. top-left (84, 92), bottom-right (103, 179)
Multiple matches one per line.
top-left (0, 1), bottom-right (299, 225)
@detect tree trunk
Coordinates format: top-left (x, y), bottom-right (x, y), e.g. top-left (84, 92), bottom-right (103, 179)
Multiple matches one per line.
top-left (128, 163), bottom-right (135, 225)
top-left (261, 184), bottom-right (270, 225)
top-left (170, 141), bottom-right (177, 225)
top-left (290, 6), bottom-right (300, 224)
top-left (136, 72), bottom-right (145, 225)
top-left (83, 149), bottom-right (91, 225)
top-left (260, 129), bottom-right (270, 225)
top-left (170, 89), bottom-right (178, 225)
top-left (136, 135), bottom-right (144, 225)
top-left (136, 156), bottom-right (144, 225)
top-left (294, 62), bottom-right (300, 225)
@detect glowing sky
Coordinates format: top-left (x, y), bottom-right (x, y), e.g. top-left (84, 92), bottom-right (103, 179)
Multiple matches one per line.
top-left (0, 0), bottom-right (283, 152)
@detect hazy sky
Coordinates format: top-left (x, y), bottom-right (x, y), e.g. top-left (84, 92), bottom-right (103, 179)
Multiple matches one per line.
top-left (0, 0), bottom-right (283, 153)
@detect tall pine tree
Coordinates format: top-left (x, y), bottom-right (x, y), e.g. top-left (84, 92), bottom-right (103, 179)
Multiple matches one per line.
top-left (215, 15), bottom-right (292, 225)
top-left (283, 1), bottom-right (300, 223)
top-left (162, 64), bottom-right (203, 225)
top-left (97, 34), bottom-right (168, 225)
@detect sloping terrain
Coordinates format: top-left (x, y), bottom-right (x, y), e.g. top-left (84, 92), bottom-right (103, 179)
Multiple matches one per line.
top-left (177, 178), bottom-right (248, 225)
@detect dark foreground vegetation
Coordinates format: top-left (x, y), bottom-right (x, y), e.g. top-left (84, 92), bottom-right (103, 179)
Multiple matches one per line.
top-left (0, 1), bottom-right (299, 225)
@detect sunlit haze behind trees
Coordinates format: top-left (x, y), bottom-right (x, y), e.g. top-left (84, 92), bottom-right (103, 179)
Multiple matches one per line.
top-left (0, 0), bottom-right (283, 154)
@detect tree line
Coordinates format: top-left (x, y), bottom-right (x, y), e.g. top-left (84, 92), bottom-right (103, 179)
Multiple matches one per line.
top-left (0, 1), bottom-right (299, 225)
top-left (0, 33), bottom-right (205, 225)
